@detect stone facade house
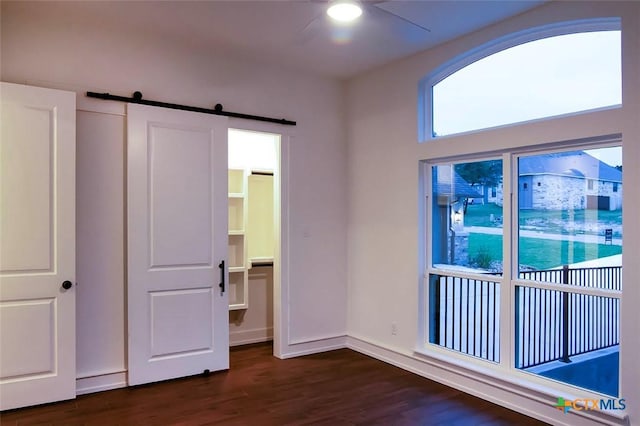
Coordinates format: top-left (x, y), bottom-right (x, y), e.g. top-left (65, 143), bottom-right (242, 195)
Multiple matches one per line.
top-left (493, 151), bottom-right (622, 210)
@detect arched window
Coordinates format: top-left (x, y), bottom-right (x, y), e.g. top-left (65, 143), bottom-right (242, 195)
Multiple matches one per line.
top-left (420, 18), bottom-right (625, 401)
top-left (419, 19), bottom-right (621, 140)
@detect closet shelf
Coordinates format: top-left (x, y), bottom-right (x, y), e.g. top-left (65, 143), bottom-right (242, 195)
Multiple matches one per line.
top-left (229, 303), bottom-right (247, 311)
top-left (250, 257), bottom-right (274, 268)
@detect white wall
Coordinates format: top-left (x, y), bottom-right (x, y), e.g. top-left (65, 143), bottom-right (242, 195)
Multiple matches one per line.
top-left (346, 2), bottom-right (639, 425)
top-left (75, 111), bottom-right (125, 381)
top-left (1, 0), bottom-right (347, 384)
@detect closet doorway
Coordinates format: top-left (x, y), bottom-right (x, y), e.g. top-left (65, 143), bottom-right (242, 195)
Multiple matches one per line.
top-left (227, 128), bottom-right (281, 353)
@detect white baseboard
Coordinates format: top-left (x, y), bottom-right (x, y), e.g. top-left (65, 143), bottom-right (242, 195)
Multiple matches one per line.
top-left (346, 335), bottom-right (628, 426)
top-left (230, 327), bottom-right (273, 347)
top-left (278, 334), bottom-right (347, 359)
top-left (76, 371), bottom-right (127, 396)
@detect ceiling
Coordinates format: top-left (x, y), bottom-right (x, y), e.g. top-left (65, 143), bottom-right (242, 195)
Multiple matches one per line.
top-left (18, 0), bottom-right (546, 79)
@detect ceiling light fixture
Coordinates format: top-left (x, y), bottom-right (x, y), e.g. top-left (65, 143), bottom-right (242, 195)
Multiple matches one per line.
top-left (326, 0), bottom-right (363, 23)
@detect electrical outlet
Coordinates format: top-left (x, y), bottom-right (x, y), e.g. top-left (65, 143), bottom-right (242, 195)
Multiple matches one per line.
top-left (391, 323), bottom-right (398, 336)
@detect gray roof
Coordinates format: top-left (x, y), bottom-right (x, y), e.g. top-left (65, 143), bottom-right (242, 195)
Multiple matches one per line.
top-left (519, 151), bottom-right (622, 183)
top-left (434, 170), bottom-right (483, 198)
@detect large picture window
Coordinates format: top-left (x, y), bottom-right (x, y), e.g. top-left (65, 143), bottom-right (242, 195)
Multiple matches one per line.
top-left (421, 19), bottom-right (624, 401)
top-left (426, 145), bottom-right (622, 397)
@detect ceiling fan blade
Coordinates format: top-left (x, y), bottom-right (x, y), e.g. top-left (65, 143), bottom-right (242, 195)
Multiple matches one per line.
top-left (368, 3), bottom-right (431, 33)
top-left (296, 12), bottom-right (328, 45)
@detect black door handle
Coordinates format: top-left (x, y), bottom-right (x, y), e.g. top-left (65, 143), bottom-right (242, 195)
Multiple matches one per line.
top-left (62, 280), bottom-right (73, 290)
top-left (218, 261), bottom-right (225, 294)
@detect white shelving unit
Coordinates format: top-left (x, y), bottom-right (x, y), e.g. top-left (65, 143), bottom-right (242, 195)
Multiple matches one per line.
top-left (227, 169), bottom-right (275, 311)
top-left (228, 169), bottom-right (248, 310)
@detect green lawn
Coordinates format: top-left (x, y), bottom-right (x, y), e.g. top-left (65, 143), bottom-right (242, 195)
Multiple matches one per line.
top-left (464, 203), bottom-right (622, 237)
top-left (468, 233), bottom-right (622, 270)
top-left (464, 204), bottom-right (503, 227)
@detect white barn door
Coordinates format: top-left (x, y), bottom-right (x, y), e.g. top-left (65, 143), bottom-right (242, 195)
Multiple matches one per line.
top-left (0, 82), bottom-right (76, 410)
top-left (127, 104), bottom-right (229, 385)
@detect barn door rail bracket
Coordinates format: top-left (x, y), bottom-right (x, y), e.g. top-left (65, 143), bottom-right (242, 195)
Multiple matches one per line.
top-left (86, 91), bottom-right (296, 126)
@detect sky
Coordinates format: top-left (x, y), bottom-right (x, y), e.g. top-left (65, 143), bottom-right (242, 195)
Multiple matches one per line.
top-left (586, 147), bottom-right (622, 168)
top-left (433, 30), bottom-right (621, 137)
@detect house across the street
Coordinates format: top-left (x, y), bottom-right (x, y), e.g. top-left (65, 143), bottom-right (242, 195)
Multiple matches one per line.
top-left (491, 151), bottom-right (622, 210)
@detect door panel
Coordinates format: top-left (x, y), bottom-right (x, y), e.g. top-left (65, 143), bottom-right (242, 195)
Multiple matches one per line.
top-left (149, 288), bottom-right (213, 356)
top-left (519, 176), bottom-right (533, 209)
top-left (127, 104), bottom-right (228, 386)
top-left (0, 82), bottom-right (76, 410)
top-left (0, 299), bottom-right (55, 377)
top-left (0, 99), bottom-right (54, 272)
top-left (149, 127), bottom-right (213, 268)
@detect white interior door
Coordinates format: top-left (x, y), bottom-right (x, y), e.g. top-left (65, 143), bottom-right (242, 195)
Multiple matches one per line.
top-left (127, 104), bottom-right (229, 386)
top-left (0, 82), bottom-right (76, 410)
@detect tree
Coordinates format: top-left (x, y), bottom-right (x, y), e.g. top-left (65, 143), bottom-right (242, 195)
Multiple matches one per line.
top-left (455, 160), bottom-right (502, 211)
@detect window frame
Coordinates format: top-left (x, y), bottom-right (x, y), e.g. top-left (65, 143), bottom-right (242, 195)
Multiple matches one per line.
top-left (511, 143), bottom-right (622, 381)
top-left (421, 136), bottom-right (623, 399)
top-left (417, 18), bottom-right (622, 142)
top-left (416, 17), bottom-right (628, 410)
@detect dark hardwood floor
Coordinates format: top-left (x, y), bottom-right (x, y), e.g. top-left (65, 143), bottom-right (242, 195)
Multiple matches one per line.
top-left (1, 343), bottom-right (547, 425)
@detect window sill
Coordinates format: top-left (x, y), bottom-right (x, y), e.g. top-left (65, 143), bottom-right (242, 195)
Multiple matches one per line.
top-left (413, 345), bottom-right (629, 424)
